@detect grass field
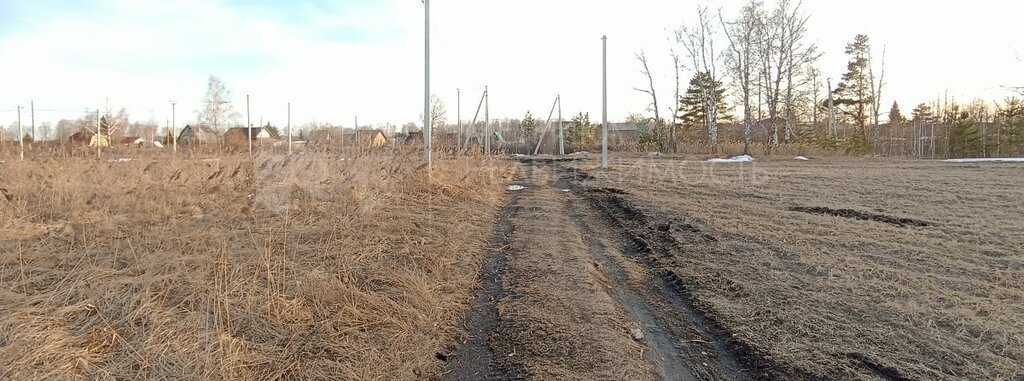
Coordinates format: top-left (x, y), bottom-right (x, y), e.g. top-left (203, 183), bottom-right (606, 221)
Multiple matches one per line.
top-left (0, 152), bottom-right (511, 380)
top-left (577, 156), bottom-right (1024, 380)
top-left (2, 151), bottom-right (1022, 380)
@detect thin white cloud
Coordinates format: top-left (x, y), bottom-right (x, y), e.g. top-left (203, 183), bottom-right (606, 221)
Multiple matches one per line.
top-left (1, 0), bottom-right (1022, 129)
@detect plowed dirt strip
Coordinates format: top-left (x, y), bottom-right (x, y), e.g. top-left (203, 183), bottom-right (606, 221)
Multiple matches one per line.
top-left (491, 163), bottom-right (653, 380)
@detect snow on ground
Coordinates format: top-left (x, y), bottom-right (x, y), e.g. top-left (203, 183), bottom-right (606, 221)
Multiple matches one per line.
top-left (507, 185), bottom-right (526, 191)
top-left (943, 158), bottom-right (1024, 163)
top-left (708, 155), bottom-right (755, 163)
top-left (795, 156), bottom-right (811, 161)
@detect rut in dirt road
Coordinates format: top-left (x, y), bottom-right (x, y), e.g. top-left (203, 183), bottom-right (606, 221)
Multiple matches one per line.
top-left (445, 159), bottom-right (757, 380)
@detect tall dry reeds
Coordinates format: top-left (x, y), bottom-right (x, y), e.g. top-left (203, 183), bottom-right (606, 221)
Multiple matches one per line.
top-left (0, 151), bottom-right (511, 380)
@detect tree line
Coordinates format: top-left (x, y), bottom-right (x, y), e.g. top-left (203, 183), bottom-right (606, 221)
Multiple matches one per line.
top-left (630, 0), bottom-right (1024, 158)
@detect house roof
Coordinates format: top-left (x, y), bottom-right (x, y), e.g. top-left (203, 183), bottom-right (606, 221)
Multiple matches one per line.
top-left (310, 128), bottom-right (386, 142)
top-left (224, 126), bottom-right (279, 139)
top-left (608, 123), bottom-right (640, 132)
top-left (69, 130), bottom-right (94, 142)
top-left (184, 125), bottom-right (217, 134)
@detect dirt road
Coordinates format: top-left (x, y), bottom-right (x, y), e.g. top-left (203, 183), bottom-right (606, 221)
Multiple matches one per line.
top-left (444, 159), bottom-right (779, 380)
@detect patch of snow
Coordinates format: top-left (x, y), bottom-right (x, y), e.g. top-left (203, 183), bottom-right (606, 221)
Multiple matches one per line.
top-left (512, 153), bottom-right (527, 157)
top-left (629, 328), bottom-right (644, 341)
top-left (943, 158), bottom-right (1024, 163)
top-left (153, 141), bottom-right (164, 148)
top-left (648, 152), bottom-right (662, 157)
top-left (109, 158), bottom-right (133, 163)
top-left (507, 185), bottom-right (526, 191)
top-left (558, 189), bottom-right (572, 193)
top-left (795, 156), bottom-right (811, 161)
top-left (708, 155), bottom-right (755, 163)
top-left (569, 151), bottom-right (590, 156)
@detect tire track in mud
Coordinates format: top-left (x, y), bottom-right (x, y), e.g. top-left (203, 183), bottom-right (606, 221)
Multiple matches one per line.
top-left (556, 162), bottom-right (805, 381)
top-left (446, 158), bottom-right (790, 380)
top-left (443, 164), bottom-right (529, 381)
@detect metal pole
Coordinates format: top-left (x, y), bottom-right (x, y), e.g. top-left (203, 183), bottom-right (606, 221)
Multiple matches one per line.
top-left (558, 95), bottom-right (564, 156)
top-left (457, 88), bottom-right (461, 152)
top-left (484, 85), bottom-right (490, 154)
top-left (96, 110), bottom-right (101, 158)
top-left (247, 94), bottom-right (252, 156)
top-left (17, 106), bottom-right (24, 160)
top-left (827, 79), bottom-right (835, 138)
top-left (462, 90), bottom-right (486, 150)
top-left (534, 96), bottom-right (560, 155)
top-left (601, 35), bottom-right (609, 169)
top-left (30, 101), bottom-right (35, 142)
top-left (424, 0), bottom-right (431, 168)
top-left (288, 102), bottom-right (292, 155)
top-left (170, 101), bottom-right (177, 154)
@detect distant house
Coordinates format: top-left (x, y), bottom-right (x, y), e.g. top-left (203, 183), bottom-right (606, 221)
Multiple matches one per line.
top-left (346, 129), bottom-right (388, 147)
top-left (68, 130), bottom-right (111, 147)
top-left (121, 137), bottom-right (143, 145)
top-left (68, 131), bottom-right (92, 145)
top-left (608, 122), bottom-right (642, 143)
top-left (405, 131), bottom-right (423, 144)
top-left (177, 125), bottom-right (218, 145)
top-left (310, 128), bottom-right (388, 147)
top-left (223, 126), bottom-right (279, 147)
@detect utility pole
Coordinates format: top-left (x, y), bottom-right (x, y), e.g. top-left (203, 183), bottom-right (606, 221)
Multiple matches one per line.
top-left (457, 88), bottom-right (461, 152)
top-left (484, 85), bottom-right (490, 154)
top-left (170, 101), bottom-right (177, 154)
top-left (534, 95), bottom-right (560, 155)
top-left (601, 35), bottom-right (609, 169)
top-left (30, 101), bottom-right (35, 142)
top-left (246, 94), bottom-right (252, 156)
top-left (558, 95), bottom-right (564, 156)
top-left (96, 109), bottom-right (101, 158)
top-left (827, 79), bottom-right (836, 138)
top-left (288, 102), bottom-right (292, 155)
top-left (17, 106), bottom-right (23, 160)
top-left (423, 0), bottom-right (432, 168)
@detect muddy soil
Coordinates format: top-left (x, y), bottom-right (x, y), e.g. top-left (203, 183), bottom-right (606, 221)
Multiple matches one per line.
top-left (444, 159), bottom-right (795, 380)
top-left (788, 206), bottom-right (933, 227)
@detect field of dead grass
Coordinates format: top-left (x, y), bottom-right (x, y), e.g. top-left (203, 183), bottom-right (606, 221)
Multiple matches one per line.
top-left (580, 156), bottom-right (1024, 380)
top-left (0, 151), bottom-right (511, 380)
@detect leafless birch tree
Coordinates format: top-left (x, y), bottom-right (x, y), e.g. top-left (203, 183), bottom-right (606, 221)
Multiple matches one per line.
top-left (721, 1), bottom-right (764, 155)
top-left (869, 45), bottom-right (887, 149)
top-left (633, 50), bottom-right (662, 146)
top-left (678, 6), bottom-right (721, 150)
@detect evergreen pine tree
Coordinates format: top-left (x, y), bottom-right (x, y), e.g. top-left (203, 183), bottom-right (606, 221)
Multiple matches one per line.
top-left (522, 111), bottom-right (538, 138)
top-left (889, 101), bottom-right (905, 124)
top-left (676, 72), bottom-right (728, 141)
top-left (946, 105), bottom-right (981, 158)
top-left (832, 35), bottom-right (874, 133)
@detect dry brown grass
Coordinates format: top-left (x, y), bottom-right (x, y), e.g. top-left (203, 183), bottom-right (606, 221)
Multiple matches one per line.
top-left (579, 156), bottom-right (1024, 380)
top-left (0, 151), bottom-right (511, 380)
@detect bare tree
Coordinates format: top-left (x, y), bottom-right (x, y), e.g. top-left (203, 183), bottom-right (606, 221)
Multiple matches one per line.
top-left (868, 45), bottom-right (887, 149)
top-left (779, 0), bottom-right (818, 144)
top-left (669, 46), bottom-right (683, 152)
top-left (197, 76), bottom-right (240, 132)
top-left (678, 6), bottom-right (721, 150)
top-left (721, 1), bottom-right (764, 155)
top-left (634, 50), bottom-right (662, 147)
top-left (429, 94), bottom-right (448, 133)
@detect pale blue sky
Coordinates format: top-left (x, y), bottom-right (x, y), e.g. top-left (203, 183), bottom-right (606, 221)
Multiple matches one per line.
top-left (1, 0), bottom-right (1022, 129)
